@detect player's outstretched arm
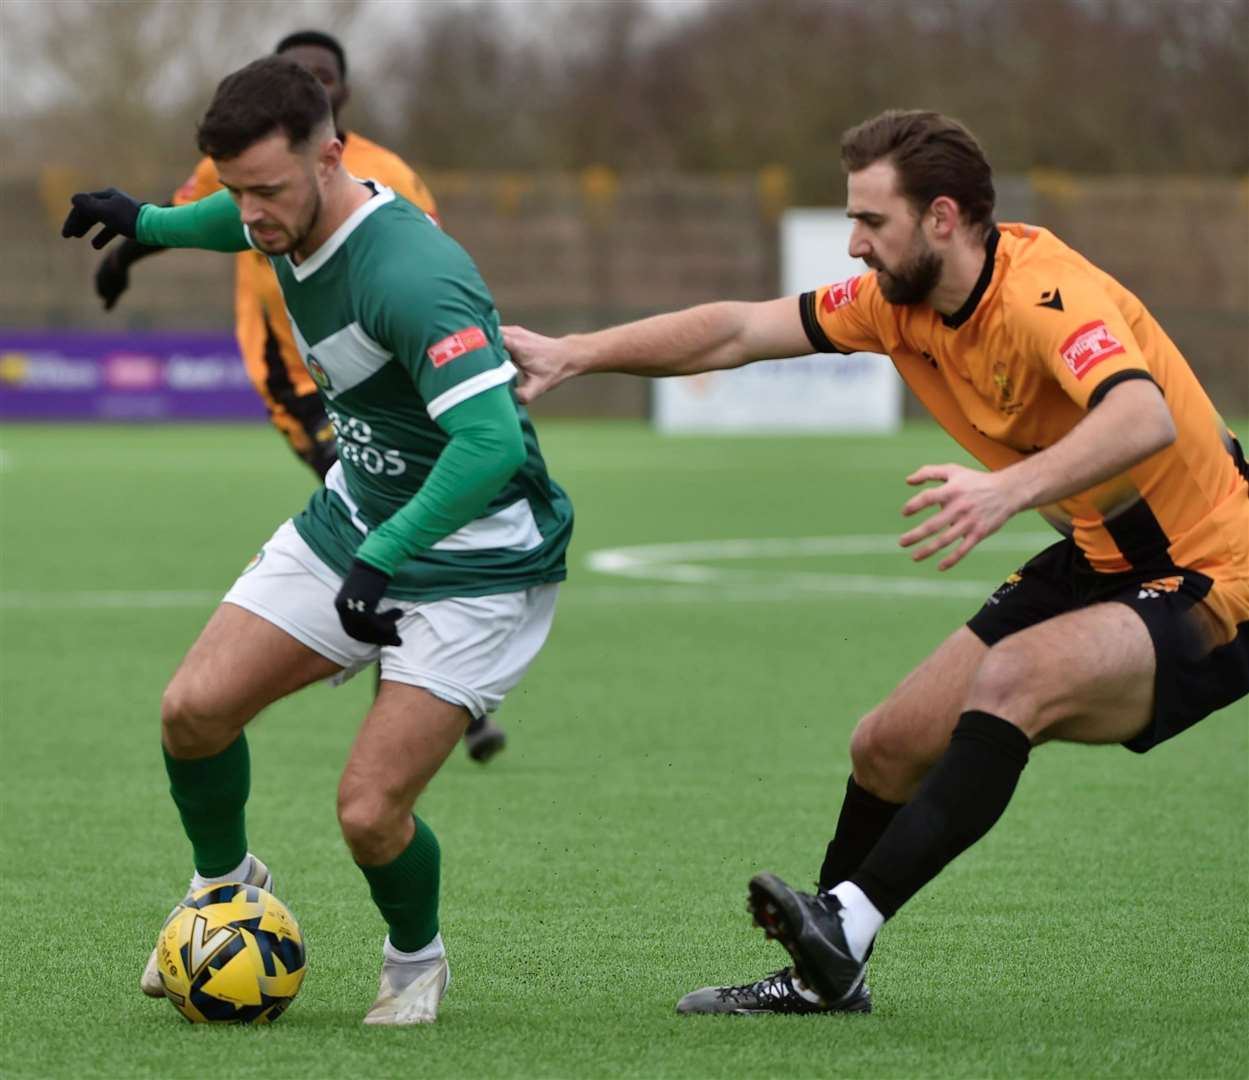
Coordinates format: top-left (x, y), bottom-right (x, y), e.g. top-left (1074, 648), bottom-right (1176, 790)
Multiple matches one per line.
top-left (63, 187), bottom-right (250, 254)
top-left (502, 296), bottom-right (809, 404)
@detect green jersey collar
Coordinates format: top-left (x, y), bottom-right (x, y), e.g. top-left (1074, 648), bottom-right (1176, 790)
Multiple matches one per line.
top-left (287, 179), bottom-right (395, 282)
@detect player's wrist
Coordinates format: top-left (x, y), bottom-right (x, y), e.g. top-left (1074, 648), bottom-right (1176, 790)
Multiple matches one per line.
top-left (564, 333), bottom-right (602, 377)
top-left (998, 462), bottom-right (1042, 514)
top-left (348, 556), bottom-right (393, 586)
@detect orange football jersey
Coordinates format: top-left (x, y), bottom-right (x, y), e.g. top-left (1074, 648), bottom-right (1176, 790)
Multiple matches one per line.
top-left (801, 224), bottom-right (1248, 621)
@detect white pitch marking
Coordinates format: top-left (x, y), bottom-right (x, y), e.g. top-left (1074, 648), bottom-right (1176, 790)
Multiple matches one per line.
top-left (0, 590), bottom-right (221, 610)
top-left (584, 532), bottom-right (1054, 599)
top-left (0, 533), bottom-right (1052, 611)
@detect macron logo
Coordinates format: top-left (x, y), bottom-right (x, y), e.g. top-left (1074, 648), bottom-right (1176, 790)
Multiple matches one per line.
top-left (427, 327), bottom-right (488, 368)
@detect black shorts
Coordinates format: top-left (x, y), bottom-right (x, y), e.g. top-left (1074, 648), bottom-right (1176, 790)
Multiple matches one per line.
top-left (967, 539), bottom-right (1249, 753)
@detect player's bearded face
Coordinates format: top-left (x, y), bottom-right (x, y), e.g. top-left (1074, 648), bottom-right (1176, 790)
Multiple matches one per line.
top-left (219, 131), bottom-right (330, 256)
top-left (245, 167), bottom-right (321, 255)
top-left (870, 228), bottom-right (942, 305)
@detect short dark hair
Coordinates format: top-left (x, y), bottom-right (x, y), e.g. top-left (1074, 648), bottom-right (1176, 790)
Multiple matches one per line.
top-left (196, 56), bottom-right (332, 161)
top-left (275, 29), bottom-right (347, 78)
top-left (841, 110), bottom-right (996, 230)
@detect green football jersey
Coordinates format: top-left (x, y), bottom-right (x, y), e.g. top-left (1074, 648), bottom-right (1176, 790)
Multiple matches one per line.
top-left (258, 184), bottom-right (572, 600)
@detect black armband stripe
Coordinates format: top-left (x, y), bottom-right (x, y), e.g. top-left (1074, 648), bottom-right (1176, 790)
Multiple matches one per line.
top-left (1087, 369), bottom-right (1158, 409)
top-left (799, 291), bottom-right (846, 354)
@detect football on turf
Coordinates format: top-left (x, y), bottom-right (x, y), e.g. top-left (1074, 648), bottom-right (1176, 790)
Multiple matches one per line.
top-left (156, 882), bottom-right (306, 1024)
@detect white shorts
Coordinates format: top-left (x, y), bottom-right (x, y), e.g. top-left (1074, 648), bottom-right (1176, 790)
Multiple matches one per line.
top-left (222, 519), bottom-right (559, 719)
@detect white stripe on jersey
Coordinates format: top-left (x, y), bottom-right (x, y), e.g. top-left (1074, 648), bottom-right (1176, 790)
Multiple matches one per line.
top-left (426, 361), bottom-right (517, 419)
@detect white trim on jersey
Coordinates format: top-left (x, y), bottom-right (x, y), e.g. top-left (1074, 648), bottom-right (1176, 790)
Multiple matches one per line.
top-left (325, 461), bottom-right (543, 553)
top-left (432, 498), bottom-right (543, 553)
top-left (425, 362), bottom-right (517, 420)
top-left (289, 319), bottom-right (392, 400)
top-left (325, 462), bottom-right (372, 535)
top-left (288, 181), bottom-right (396, 282)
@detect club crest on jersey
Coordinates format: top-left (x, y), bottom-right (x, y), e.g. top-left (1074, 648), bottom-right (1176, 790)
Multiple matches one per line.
top-left (821, 276), bottom-right (861, 314)
top-left (306, 354), bottom-right (333, 391)
top-left (991, 361), bottom-right (1022, 415)
top-left (428, 327), bottom-right (488, 367)
top-left (1059, 320), bottom-right (1125, 380)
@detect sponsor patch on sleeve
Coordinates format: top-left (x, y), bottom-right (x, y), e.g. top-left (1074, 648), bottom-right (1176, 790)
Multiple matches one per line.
top-left (1059, 320), bottom-right (1126, 379)
top-left (820, 275), bottom-right (862, 314)
top-left (427, 327), bottom-right (488, 367)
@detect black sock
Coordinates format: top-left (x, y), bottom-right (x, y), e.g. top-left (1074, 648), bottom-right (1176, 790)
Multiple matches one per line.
top-left (851, 710), bottom-right (1031, 919)
top-left (818, 775), bottom-right (903, 891)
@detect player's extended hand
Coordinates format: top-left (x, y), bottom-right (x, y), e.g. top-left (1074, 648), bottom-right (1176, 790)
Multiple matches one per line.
top-left (334, 560), bottom-right (403, 646)
top-left (500, 324), bottom-right (579, 404)
top-left (61, 188), bottom-right (144, 250)
top-left (94, 247), bottom-right (131, 309)
top-left (899, 463), bottom-right (1021, 572)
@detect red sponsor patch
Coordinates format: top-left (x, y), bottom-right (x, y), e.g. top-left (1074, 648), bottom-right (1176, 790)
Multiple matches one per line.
top-left (427, 327), bottom-right (488, 367)
top-left (1059, 320), bottom-right (1126, 379)
top-left (820, 275), bottom-right (861, 314)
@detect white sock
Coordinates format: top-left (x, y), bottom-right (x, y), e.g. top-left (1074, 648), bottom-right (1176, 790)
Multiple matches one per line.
top-left (789, 973), bottom-right (823, 1004)
top-left (828, 881), bottom-right (884, 963)
top-left (190, 853), bottom-right (253, 892)
top-left (384, 933), bottom-right (445, 965)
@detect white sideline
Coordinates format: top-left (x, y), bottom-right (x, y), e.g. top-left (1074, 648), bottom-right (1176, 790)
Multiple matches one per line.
top-left (1, 532), bottom-right (1052, 610)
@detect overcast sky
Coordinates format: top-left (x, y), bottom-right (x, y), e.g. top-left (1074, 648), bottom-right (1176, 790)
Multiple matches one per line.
top-left (0, 0), bottom-right (709, 116)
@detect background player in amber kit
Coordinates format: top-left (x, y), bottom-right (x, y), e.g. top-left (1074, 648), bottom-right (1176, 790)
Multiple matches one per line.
top-left (93, 31), bottom-right (505, 764)
top-left (503, 109), bottom-right (1249, 1015)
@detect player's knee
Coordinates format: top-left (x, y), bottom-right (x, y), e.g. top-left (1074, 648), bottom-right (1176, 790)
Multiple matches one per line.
top-left (850, 711), bottom-right (928, 796)
top-left (336, 785), bottom-right (409, 864)
top-left (160, 678), bottom-right (229, 757)
top-left (967, 640), bottom-right (1043, 723)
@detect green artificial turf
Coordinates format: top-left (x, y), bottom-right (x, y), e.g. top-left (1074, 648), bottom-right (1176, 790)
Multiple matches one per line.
top-left (1, 420), bottom-right (1245, 1079)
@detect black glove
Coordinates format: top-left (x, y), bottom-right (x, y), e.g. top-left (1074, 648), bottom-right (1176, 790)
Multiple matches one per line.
top-left (94, 238), bottom-right (165, 310)
top-left (335, 560), bottom-right (403, 646)
top-left (61, 188), bottom-right (145, 250)
top-left (94, 246), bottom-right (131, 309)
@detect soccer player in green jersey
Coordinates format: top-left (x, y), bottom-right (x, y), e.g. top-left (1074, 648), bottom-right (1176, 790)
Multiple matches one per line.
top-left (62, 56), bottom-right (573, 1025)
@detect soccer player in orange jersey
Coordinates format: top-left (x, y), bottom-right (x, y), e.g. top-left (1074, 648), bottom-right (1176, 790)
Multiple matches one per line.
top-left (502, 110), bottom-right (1249, 1015)
top-left (96, 31), bottom-right (505, 765)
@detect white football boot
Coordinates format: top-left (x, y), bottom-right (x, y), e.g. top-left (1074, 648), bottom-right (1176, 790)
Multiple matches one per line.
top-left (139, 853), bottom-right (273, 997)
top-left (362, 936), bottom-right (451, 1025)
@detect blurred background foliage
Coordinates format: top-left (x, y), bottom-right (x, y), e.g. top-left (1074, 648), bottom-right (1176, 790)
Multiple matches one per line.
top-left (3, 0), bottom-right (1246, 201)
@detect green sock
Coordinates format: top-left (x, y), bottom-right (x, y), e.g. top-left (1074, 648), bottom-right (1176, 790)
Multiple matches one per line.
top-left (163, 735), bottom-right (250, 878)
top-left (358, 816), bottom-right (440, 952)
